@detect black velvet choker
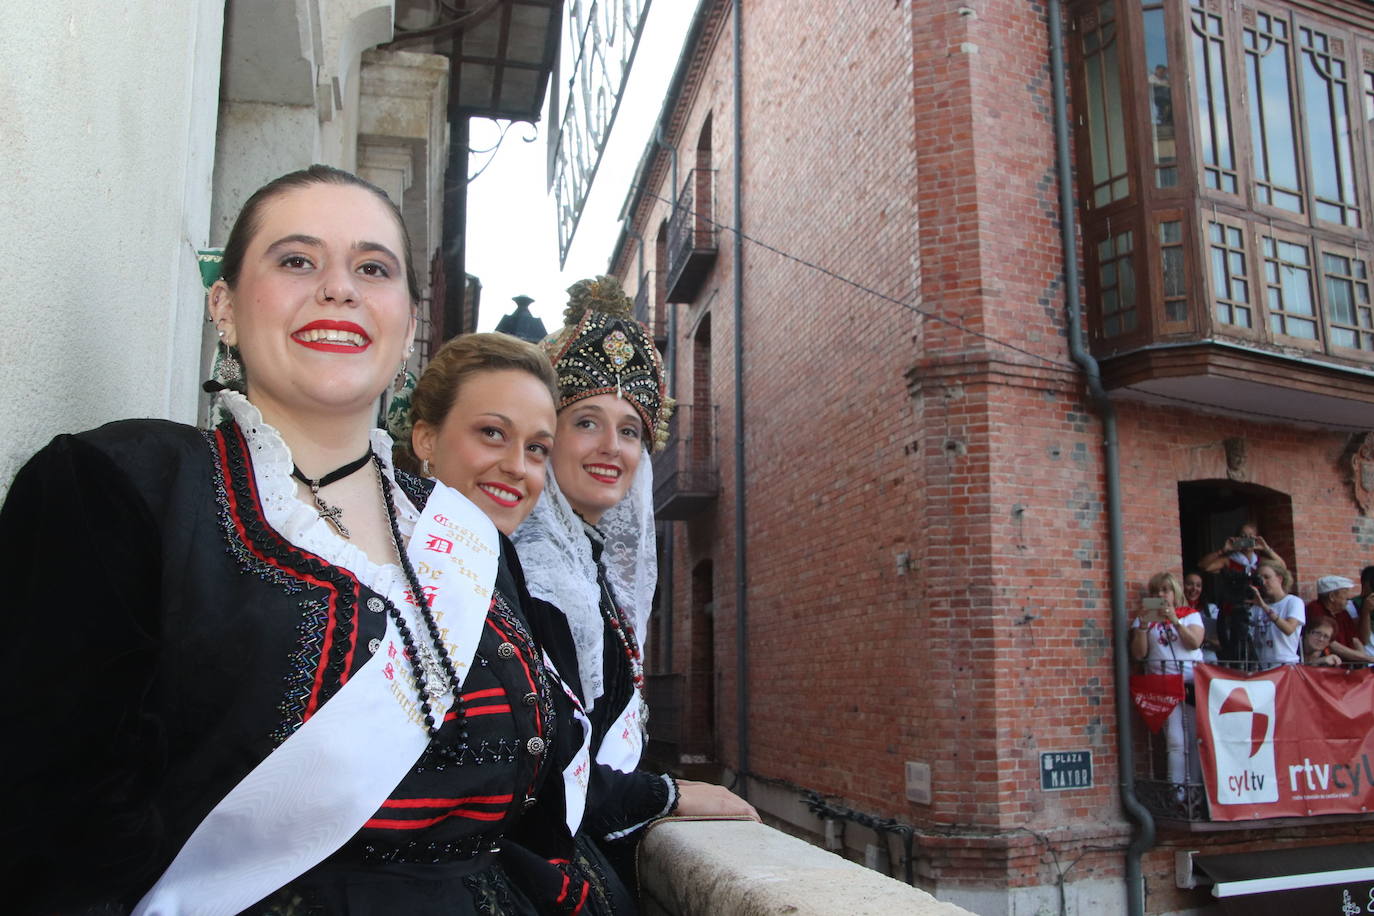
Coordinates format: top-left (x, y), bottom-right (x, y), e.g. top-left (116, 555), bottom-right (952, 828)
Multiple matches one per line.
top-left (291, 451), bottom-right (373, 538)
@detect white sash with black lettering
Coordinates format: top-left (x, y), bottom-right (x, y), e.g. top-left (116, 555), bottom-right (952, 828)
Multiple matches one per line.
top-left (133, 486), bottom-right (498, 916)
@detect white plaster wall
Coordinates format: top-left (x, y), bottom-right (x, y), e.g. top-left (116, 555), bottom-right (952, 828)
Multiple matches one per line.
top-left (210, 101), bottom-right (321, 245)
top-left (0, 0), bottom-right (224, 495)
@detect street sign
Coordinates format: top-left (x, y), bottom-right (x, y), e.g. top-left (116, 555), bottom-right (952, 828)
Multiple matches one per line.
top-left (1041, 751), bottom-right (1093, 791)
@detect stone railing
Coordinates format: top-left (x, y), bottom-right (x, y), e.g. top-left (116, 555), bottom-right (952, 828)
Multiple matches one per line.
top-left (637, 818), bottom-right (977, 916)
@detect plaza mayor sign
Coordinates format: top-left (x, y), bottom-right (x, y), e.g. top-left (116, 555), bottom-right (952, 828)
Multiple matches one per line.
top-left (549, 0), bottom-right (651, 265)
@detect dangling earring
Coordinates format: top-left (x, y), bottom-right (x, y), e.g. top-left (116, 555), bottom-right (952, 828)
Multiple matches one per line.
top-left (421, 458), bottom-right (432, 477)
top-left (394, 344), bottom-right (415, 394)
top-left (215, 342), bottom-right (243, 387)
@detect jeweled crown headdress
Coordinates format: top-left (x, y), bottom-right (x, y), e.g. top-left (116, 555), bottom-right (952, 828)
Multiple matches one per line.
top-left (546, 276), bottom-right (674, 452)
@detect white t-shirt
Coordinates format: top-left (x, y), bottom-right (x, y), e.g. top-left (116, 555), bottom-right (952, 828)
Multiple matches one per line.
top-left (1133, 607), bottom-right (1206, 681)
top-left (1251, 594), bottom-right (1305, 667)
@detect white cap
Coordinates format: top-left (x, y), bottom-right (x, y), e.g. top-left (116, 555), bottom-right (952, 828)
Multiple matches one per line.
top-left (1316, 575), bottom-right (1356, 595)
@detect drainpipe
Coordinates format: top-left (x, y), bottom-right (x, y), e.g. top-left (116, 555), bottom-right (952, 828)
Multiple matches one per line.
top-left (441, 112), bottom-right (470, 338)
top-left (730, 0), bottom-right (750, 798)
top-left (656, 125), bottom-right (679, 210)
top-left (646, 127), bottom-right (680, 679)
top-left (1046, 2), bottom-right (1151, 913)
top-left (624, 223), bottom-right (677, 673)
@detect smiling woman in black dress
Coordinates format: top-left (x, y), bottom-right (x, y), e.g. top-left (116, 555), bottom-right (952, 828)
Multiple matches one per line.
top-left (0, 167), bottom-right (589, 915)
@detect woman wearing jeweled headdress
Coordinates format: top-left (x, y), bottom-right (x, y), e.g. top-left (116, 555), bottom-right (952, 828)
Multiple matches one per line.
top-left (511, 276), bottom-right (757, 895)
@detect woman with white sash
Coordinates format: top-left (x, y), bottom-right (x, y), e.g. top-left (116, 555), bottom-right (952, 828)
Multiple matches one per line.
top-left (0, 168), bottom-right (588, 915)
top-left (509, 278), bottom-right (756, 897)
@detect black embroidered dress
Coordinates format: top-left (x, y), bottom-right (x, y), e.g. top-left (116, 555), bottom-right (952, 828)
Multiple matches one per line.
top-left (0, 394), bottom-right (586, 915)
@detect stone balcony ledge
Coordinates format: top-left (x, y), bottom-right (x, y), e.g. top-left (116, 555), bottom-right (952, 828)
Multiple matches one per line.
top-left (638, 817), bottom-right (977, 915)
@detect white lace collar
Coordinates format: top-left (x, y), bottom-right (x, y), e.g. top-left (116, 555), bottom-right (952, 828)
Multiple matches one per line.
top-left (218, 390), bottom-right (418, 597)
top-left (512, 456), bottom-right (657, 708)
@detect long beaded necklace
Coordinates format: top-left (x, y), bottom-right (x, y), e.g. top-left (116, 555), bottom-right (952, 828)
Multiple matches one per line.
top-left (291, 451), bottom-right (373, 538)
top-left (373, 454), bottom-right (467, 740)
top-left (598, 575), bottom-right (645, 693)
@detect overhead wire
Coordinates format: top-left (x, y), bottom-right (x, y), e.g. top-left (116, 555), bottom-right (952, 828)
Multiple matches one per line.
top-left (628, 184), bottom-right (1373, 433)
top-left (384, 0), bottom-right (503, 49)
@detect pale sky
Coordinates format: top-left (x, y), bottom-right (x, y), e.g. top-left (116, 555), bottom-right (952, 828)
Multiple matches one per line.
top-left (465, 1), bottom-right (698, 334)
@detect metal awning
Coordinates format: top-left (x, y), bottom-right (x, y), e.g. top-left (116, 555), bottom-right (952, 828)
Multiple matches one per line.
top-left (450, 0), bottom-right (560, 120)
top-left (388, 0), bottom-right (561, 121)
top-left (1194, 843), bottom-right (1374, 916)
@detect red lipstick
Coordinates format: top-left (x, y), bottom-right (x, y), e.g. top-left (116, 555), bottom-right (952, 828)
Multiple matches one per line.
top-left (584, 463), bottom-right (621, 485)
top-left (478, 482), bottom-right (522, 508)
top-left (292, 319), bottom-right (371, 353)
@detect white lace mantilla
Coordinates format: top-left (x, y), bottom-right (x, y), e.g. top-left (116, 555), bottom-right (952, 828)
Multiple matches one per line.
top-left (218, 390), bottom-right (418, 599)
top-left (512, 457), bottom-right (656, 709)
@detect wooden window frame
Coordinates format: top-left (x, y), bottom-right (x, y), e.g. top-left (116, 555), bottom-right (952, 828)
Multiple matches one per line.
top-left (1190, 0), bottom-right (1244, 203)
top-left (1152, 208), bottom-right (1195, 333)
top-left (1257, 223), bottom-right (1325, 351)
top-left (1316, 239), bottom-right (1374, 360)
top-left (1241, 3), bottom-right (1310, 225)
top-left (1296, 12), bottom-right (1366, 238)
top-left (1204, 211), bottom-right (1262, 341)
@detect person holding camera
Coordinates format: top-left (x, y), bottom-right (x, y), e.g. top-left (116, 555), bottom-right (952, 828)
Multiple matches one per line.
top-left (1199, 524), bottom-right (1281, 664)
top-left (1131, 572), bottom-right (1205, 788)
top-left (1198, 523), bottom-right (1281, 576)
top-left (1249, 561), bottom-right (1305, 668)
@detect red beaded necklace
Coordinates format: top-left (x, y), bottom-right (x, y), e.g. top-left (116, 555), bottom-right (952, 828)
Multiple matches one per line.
top-left (598, 576), bottom-right (645, 692)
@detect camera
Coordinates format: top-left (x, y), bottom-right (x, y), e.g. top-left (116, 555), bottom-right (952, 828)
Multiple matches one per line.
top-left (1217, 567), bottom-right (1258, 608)
top-left (1233, 536), bottom-right (1255, 550)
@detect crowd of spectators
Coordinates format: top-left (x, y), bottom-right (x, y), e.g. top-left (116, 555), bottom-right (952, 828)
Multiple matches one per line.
top-left (1136, 522), bottom-right (1374, 674)
top-left (1131, 522), bottom-right (1374, 816)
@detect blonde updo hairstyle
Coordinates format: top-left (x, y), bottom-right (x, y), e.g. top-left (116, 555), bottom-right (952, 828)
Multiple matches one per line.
top-left (403, 333), bottom-right (558, 468)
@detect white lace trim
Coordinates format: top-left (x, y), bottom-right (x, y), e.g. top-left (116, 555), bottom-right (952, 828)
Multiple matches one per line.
top-left (599, 455), bottom-right (657, 640)
top-left (512, 457), bottom-right (656, 709)
top-left (218, 391), bottom-right (418, 598)
top-left (512, 467), bottom-right (606, 706)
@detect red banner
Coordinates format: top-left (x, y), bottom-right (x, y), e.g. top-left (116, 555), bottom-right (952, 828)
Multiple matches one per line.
top-left (1129, 672), bottom-right (1184, 733)
top-left (1195, 663), bottom-right (1374, 820)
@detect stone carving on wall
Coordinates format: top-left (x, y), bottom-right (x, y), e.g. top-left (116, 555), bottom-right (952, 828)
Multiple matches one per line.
top-left (1351, 432), bottom-right (1374, 515)
top-left (1223, 437), bottom-right (1247, 482)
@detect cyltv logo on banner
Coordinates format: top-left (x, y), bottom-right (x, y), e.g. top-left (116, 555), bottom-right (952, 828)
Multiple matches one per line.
top-left (1207, 677), bottom-right (1278, 804)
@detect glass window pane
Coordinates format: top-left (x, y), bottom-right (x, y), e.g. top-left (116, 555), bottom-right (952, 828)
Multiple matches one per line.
top-left (1192, 9), bottom-right (1237, 193)
top-left (1245, 12), bottom-right (1302, 209)
top-left (1300, 26), bottom-right (1361, 227)
top-left (1144, 5), bottom-right (1178, 182)
top-left (1163, 248), bottom-right (1185, 297)
top-left (1328, 276), bottom-right (1355, 323)
top-left (1081, 2), bottom-right (1129, 208)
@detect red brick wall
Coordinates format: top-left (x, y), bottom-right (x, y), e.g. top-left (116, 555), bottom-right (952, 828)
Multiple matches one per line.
top-left (616, 0), bottom-right (1374, 907)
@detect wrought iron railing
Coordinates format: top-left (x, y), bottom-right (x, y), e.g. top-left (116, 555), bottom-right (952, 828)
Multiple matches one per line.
top-left (633, 271), bottom-right (664, 344)
top-left (651, 403), bottom-right (719, 520)
top-left (665, 170), bottom-right (717, 302)
top-left (1131, 655), bottom-right (1371, 823)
